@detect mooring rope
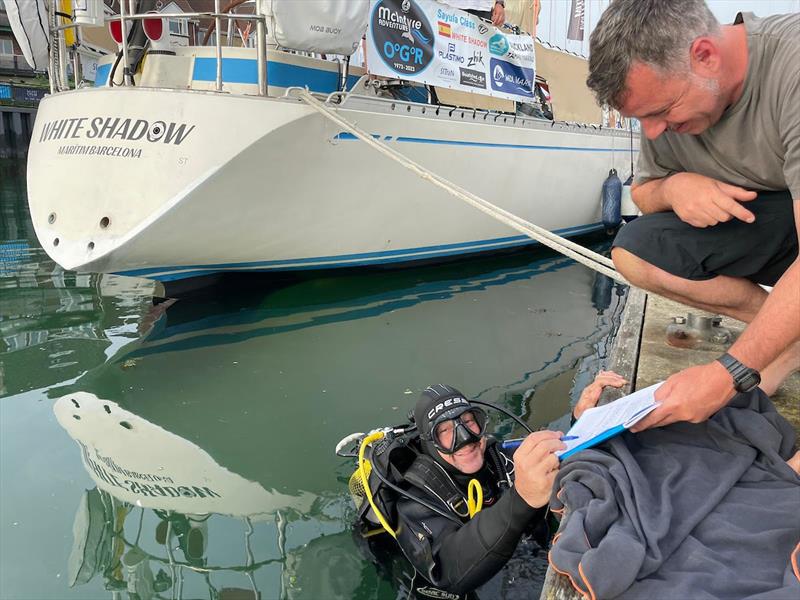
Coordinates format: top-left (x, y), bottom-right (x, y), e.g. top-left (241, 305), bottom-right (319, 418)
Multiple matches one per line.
top-left (295, 89), bottom-right (628, 284)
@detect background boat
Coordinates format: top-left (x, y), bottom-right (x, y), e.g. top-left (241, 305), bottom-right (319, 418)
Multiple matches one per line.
top-left (15, 1), bottom-right (637, 287)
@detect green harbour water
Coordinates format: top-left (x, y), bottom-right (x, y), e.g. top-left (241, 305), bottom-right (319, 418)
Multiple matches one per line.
top-left (0, 158), bottom-right (627, 599)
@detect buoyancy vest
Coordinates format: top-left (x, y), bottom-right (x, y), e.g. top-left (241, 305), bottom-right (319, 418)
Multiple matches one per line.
top-left (402, 441), bottom-right (513, 521)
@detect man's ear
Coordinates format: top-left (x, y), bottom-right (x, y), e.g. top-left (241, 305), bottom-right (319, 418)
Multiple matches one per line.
top-left (689, 37), bottom-right (722, 77)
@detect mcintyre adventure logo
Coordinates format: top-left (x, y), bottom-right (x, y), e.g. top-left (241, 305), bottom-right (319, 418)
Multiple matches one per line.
top-left (372, 0), bottom-right (434, 75)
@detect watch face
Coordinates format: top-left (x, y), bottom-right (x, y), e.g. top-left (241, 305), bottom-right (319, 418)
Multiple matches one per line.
top-left (737, 371), bottom-right (761, 393)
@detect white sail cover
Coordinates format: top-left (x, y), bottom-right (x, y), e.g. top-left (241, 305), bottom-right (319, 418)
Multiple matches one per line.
top-left (2, 0), bottom-right (50, 71)
top-left (265, 0), bottom-right (369, 56)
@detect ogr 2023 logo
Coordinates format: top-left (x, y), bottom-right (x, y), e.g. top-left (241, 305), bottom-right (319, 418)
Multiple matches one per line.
top-left (371, 0), bottom-right (434, 75)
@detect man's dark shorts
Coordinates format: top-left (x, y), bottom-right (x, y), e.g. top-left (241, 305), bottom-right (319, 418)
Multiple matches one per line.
top-left (613, 190), bottom-right (797, 286)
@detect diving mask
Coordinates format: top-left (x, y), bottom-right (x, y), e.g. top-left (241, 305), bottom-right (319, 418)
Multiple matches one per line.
top-left (429, 408), bottom-right (487, 454)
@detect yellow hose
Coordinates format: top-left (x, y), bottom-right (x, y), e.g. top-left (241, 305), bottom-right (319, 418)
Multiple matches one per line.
top-left (468, 479), bottom-right (483, 518)
top-left (359, 431), bottom-right (397, 539)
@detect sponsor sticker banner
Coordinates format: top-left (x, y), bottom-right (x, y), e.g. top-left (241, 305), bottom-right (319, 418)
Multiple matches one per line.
top-left (367, 0), bottom-right (536, 103)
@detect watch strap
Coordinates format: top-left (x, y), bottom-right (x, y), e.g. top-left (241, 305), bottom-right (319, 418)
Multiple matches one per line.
top-left (717, 353), bottom-right (760, 392)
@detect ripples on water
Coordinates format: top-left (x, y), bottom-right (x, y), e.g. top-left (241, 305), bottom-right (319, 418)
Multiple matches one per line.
top-left (0, 158), bottom-right (627, 599)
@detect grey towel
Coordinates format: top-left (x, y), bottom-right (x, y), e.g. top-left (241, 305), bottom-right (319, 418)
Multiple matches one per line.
top-left (549, 389), bottom-right (800, 600)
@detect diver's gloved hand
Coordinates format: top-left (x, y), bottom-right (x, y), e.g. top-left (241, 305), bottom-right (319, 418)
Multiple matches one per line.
top-left (573, 370), bottom-right (627, 420)
top-left (511, 431), bottom-right (565, 508)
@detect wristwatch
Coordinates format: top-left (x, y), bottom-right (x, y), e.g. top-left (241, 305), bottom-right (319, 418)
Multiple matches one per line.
top-left (716, 353), bottom-right (761, 393)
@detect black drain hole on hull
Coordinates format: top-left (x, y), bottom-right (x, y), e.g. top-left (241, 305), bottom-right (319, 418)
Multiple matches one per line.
top-left (88, 242), bottom-right (95, 251)
top-left (71, 399), bottom-right (80, 408)
top-left (119, 421), bottom-right (133, 430)
top-left (48, 213), bottom-right (56, 224)
top-left (100, 217), bottom-right (110, 228)
top-left (53, 238), bottom-right (59, 246)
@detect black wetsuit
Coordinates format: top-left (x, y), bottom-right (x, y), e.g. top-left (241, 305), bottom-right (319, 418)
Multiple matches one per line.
top-left (384, 440), bottom-right (549, 599)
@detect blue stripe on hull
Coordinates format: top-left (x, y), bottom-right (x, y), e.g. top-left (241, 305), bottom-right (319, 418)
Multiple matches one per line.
top-left (94, 57), bottom-right (360, 92)
top-left (335, 132), bottom-right (635, 153)
top-left (192, 58), bottom-right (361, 91)
top-left (114, 223), bottom-right (605, 282)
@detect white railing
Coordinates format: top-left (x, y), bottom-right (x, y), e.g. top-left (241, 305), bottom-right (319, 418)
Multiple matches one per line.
top-left (47, 0), bottom-right (269, 96)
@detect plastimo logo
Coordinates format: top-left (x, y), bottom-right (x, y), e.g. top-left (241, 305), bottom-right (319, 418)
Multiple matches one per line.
top-left (372, 0), bottom-right (434, 75)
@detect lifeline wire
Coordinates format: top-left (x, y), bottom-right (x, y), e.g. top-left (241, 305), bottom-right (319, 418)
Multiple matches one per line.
top-left (295, 89), bottom-right (628, 285)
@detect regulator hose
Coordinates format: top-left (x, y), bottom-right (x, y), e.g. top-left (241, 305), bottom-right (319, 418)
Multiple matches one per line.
top-left (358, 431), bottom-right (397, 538)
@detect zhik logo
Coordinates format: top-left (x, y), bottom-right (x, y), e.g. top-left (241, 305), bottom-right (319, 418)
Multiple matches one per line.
top-left (467, 50), bottom-right (484, 68)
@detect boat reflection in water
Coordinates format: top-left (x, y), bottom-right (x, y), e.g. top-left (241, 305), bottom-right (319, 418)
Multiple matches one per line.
top-left (55, 392), bottom-right (375, 599)
top-left (51, 245), bottom-right (626, 599)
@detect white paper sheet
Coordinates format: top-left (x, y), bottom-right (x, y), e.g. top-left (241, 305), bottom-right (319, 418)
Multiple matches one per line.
top-left (557, 382), bottom-right (663, 459)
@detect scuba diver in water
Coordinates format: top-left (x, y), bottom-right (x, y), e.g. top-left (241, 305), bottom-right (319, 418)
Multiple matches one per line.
top-left (341, 371), bottom-right (626, 599)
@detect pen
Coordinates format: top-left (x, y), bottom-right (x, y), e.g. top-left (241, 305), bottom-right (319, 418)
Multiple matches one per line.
top-left (501, 435), bottom-right (579, 449)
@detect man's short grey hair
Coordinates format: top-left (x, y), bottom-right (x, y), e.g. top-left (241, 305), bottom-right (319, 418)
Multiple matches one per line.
top-left (587, 0), bottom-right (720, 109)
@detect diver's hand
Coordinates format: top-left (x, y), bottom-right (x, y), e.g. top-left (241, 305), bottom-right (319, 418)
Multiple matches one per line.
top-left (788, 451), bottom-right (800, 476)
top-left (512, 431), bottom-right (565, 508)
top-left (573, 370), bottom-right (627, 420)
top-left (665, 173), bottom-right (757, 228)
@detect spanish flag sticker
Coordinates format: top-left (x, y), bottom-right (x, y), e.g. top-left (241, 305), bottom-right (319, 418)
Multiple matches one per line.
top-left (438, 21), bottom-right (451, 37)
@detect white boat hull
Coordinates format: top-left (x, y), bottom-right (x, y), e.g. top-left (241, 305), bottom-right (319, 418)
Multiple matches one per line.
top-left (27, 86), bottom-right (636, 282)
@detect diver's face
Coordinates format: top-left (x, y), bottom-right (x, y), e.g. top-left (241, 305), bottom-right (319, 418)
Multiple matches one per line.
top-left (438, 436), bottom-right (487, 474)
top-left (619, 62), bottom-right (725, 139)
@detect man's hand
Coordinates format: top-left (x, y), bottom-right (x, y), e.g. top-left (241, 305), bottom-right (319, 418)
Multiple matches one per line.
top-left (491, 2), bottom-right (505, 26)
top-left (573, 370), bottom-right (627, 420)
top-left (664, 172), bottom-right (757, 227)
top-left (512, 431), bottom-right (565, 508)
top-left (630, 361), bottom-right (736, 432)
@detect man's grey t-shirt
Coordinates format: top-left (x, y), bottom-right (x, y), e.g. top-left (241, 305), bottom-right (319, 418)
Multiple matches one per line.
top-left (635, 12), bottom-right (800, 200)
